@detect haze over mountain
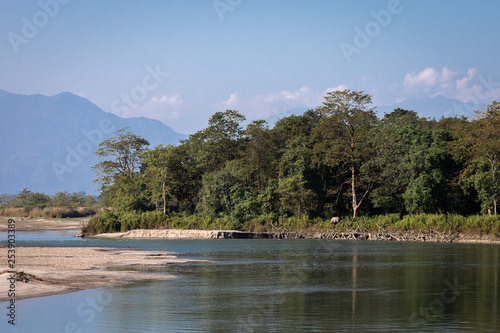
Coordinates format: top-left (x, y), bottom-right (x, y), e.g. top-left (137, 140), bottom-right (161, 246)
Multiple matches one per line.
top-left (0, 90), bottom-right (186, 195)
top-left (263, 95), bottom-right (480, 126)
top-left (377, 95), bottom-right (483, 119)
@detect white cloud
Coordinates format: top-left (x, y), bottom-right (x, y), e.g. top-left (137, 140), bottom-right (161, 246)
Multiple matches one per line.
top-left (403, 67), bottom-right (439, 87)
top-left (259, 86), bottom-right (311, 103)
top-left (401, 66), bottom-right (500, 104)
top-left (323, 85), bottom-right (349, 95)
top-left (150, 93), bottom-right (183, 108)
top-left (222, 93), bottom-right (239, 106)
top-left (439, 66), bottom-right (458, 88)
top-left (122, 93), bottom-right (184, 121)
top-left (250, 86), bottom-right (342, 118)
top-left (403, 66), bottom-right (458, 90)
top-left (455, 68), bottom-right (477, 93)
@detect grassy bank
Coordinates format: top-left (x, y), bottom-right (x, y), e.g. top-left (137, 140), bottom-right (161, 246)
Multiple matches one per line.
top-left (84, 211), bottom-right (500, 236)
top-left (0, 206), bottom-right (97, 219)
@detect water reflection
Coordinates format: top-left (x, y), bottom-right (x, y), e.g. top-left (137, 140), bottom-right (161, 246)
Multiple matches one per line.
top-left (352, 248), bottom-right (358, 325)
top-left (0, 235), bottom-right (498, 332)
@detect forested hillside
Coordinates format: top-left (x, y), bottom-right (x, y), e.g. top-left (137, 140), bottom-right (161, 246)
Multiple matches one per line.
top-left (87, 90), bottom-right (500, 233)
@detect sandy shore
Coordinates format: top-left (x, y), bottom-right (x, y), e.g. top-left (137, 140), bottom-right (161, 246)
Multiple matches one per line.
top-left (0, 217), bottom-right (83, 231)
top-left (0, 247), bottom-right (206, 302)
top-left (90, 228), bottom-right (500, 244)
top-left (90, 229), bottom-right (246, 239)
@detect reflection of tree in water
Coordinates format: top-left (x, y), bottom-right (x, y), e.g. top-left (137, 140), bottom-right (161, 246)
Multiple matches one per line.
top-left (237, 242), bottom-right (348, 332)
top-left (352, 249), bottom-right (358, 325)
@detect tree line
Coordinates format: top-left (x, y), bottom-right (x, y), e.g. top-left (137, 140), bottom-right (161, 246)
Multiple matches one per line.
top-left (1, 189), bottom-right (97, 210)
top-left (92, 90), bottom-right (499, 230)
top-left (0, 189), bottom-right (98, 218)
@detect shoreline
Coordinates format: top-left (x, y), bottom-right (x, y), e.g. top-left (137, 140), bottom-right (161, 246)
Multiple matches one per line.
top-left (88, 228), bottom-right (500, 244)
top-left (0, 247), bottom-right (207, 302)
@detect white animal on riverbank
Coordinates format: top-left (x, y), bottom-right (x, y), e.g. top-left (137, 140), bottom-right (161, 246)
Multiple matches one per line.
top-left (330, 217), bottom-right (340, 224)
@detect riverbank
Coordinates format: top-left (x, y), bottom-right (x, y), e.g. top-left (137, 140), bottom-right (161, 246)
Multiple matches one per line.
top-left (88, 228), bottom-right (500, 244)
top-left (0, 247), bottom-right (207, 302)
top-left (0, 217), bottom-right (83, 231)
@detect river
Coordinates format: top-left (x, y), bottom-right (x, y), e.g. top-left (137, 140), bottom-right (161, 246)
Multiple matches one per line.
top-left (1, 230), bottom-right (499, 332)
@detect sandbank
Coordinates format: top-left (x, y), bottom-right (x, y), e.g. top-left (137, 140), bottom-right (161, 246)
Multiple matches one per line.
top-left (0, 247), bottom-right (206, 302)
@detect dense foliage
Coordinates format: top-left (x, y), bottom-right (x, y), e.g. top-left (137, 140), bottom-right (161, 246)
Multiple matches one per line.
top-left (88, 91), bottom-right (499, 232)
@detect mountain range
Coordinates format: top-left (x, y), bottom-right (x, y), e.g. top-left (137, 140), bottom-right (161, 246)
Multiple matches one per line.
top-left (0, 90), bottom-right (483, 195)
top-left (0, 90), bottom-right (186, 195)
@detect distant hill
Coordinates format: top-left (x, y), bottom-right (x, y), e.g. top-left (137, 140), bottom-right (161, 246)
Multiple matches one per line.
top-left (0, 90), bottom-right (186, 195)
top-left (376, 95), bottom-right (484, 119)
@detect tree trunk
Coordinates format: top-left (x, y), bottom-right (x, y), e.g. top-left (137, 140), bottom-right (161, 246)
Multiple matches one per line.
top-left (162, 181), bottom-right (167, 215)
top-left (297, 196), bottom-right (301, 219)
top-left (352, 164), bottom-right (357, 218)
top-left (494, 198), bottom-right (498, 215)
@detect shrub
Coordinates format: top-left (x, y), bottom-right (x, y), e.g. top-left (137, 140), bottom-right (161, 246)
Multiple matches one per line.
top-left (86, 210), bottom-right (120, 234)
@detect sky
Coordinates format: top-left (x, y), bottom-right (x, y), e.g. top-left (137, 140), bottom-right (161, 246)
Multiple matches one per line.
top-left (1, 0), bottom-right (500, 134)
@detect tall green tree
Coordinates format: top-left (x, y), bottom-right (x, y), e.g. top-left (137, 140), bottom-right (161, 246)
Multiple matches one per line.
top-left (243, 120), bottom-right (277, 193)
top-left (457, 102), bottom-right (500, 214)
top-left (184, 110), bottom-right (246, 173)
top-left (402, 127), bottom-right (458, 214)
top-left (367, 109), bottom-right (420, 215)
top-left (93, 128), bottom-right (149, 187)
top-left (141, 144), bottom-right (179, 214)
top-left (315, 90), bottom-right (378, 218)
top-left (15, 189), bottom-right (51, 209)
top-left (277, 134), bottom-right (317, 219)
top-left (92, 128), bottom-right (149, 207)
top-left (52, 191), bottom-right (71, 207)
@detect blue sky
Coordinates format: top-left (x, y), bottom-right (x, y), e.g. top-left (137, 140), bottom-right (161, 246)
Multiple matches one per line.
top-left (1, 0), bottom-right (500, 133)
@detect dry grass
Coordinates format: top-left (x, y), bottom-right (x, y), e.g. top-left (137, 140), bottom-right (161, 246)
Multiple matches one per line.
top-left (0, 207), bottom-right (96, 218)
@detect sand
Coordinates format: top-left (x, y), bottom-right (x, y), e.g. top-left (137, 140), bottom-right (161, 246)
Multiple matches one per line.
top-left (91, 229), bottom-right (239, 239)
top-left (0, 247), bottom-right (206, 302)
top-left (0, 217), bottom-right (83, 231)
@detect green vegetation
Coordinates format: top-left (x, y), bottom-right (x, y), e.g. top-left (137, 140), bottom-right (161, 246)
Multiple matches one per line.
top-left (0, 189), bottom-right (98, 218)
top-left (86, 91), bottom-right (499, 234)
top-left (86, 210), bottom-right (500, 236)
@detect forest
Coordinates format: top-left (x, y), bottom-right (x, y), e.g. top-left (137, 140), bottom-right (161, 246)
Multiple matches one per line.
top-left (79, 90), bottom-right (500, 234)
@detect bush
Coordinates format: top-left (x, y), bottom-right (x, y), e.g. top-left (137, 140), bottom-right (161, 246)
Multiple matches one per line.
top-left (140, 211), bottom-right (168, 229)
top-left (0, 206), bottom-right (96, 218)
top-left (82, 210), bottom-right (500, 236)
top-left (86, 210), bottom-right (120, 234)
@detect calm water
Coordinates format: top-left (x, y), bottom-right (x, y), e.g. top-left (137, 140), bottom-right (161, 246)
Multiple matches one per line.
top-left (1, 230), bottom-right (499, 332)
